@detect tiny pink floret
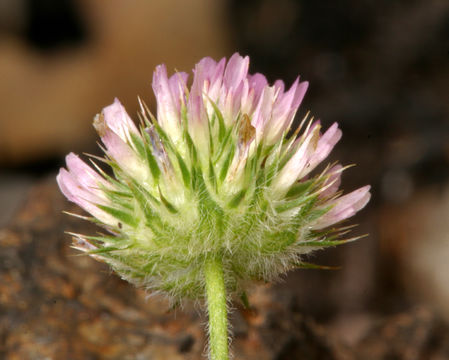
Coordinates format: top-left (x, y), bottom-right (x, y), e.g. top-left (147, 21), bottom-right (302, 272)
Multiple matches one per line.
top-left (312, 185), bottom-right (371, 230)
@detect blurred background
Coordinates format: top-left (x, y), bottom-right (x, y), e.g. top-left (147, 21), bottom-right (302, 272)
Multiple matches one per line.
top-left (0, 0), bottom-right (448, 358)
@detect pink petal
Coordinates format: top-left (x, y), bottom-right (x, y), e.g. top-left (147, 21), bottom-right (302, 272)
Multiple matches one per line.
top-left (251, 85), bottom-right (276, 137)
top-left (276, 78), bottom-right (299, 112)
top-left (209, 57), bottom-right (226, 80)
top-left (247, 73), bottom-right (268, 107)
top-left (192, 57), bottom-right (226, 103)
top-left (283, 81), bottom-right (309, 134)
top-left (301, 122), bottom-right (342, 178)
top-left (65, 153), bottom-right (108, 190)
top-left (264, 78), bottom-right (301, 144)
top-left (291, 81), bottom-right (309, 110)
top-left (168, 71), bottom-right (188, 113)
top-left (102, 98), bottom-right (138, 142)
top-left (312, 185), bottom-right (371, 230)
top-left (272, 124), bottom-right (321, 192)
top-left (221, 81), bottom-right (245, 125)
top-left (57, 168), bottom-right (115, 225)
top-left (187, 94), bottom-right (209, 151)
top-left (223, 53), bottom-right (249, 90)
top-left (273, 79), bottom-right (285, 94)
top-left (152, 64), bottom-right (183, 139)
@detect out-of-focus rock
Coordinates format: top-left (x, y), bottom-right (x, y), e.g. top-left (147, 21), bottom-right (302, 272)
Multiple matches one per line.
top-left (351, 307), bottom-right (447, 360)
top-left (0, 172), bottom-right (33, 227)
top-left (379, 184), bottom-right (449, 321)
top-left (0, 0), bottom-right (229, 164)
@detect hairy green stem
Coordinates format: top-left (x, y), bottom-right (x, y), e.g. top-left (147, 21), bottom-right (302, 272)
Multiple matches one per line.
top-left (204, 256), bottom-right (229, 360)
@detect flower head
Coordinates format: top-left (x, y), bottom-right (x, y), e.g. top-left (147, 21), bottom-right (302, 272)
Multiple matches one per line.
top-left (57, 53), bottom-right (370, 302)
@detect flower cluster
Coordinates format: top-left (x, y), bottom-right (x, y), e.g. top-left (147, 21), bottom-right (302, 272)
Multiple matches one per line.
top-left (57, 53), bottom-right (370, 302)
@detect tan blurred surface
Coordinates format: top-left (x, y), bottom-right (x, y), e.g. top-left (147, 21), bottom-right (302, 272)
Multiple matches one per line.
top-left (380, 184), bottom-right (449, 321)
top-left (0, 0), bottom-right (229, 164)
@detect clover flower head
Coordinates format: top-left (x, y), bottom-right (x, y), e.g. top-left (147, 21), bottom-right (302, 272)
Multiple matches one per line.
top-left (57, 53), bottom-right (370, 303)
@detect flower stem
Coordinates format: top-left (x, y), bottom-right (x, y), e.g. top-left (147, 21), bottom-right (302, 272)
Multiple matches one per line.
top-left (204, 256), bottom-right (229, 360)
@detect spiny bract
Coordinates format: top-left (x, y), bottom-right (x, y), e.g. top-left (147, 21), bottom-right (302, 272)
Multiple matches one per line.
top-left (57, 53), bottom-right (370, 302)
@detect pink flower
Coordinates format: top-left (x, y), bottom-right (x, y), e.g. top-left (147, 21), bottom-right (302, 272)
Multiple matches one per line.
top-left (57, 53), bottom-right (373, 360)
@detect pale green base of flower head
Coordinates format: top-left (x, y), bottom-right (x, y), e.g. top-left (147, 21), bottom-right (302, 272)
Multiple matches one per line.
top-left (58, 54), bottom-right (370, 304)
